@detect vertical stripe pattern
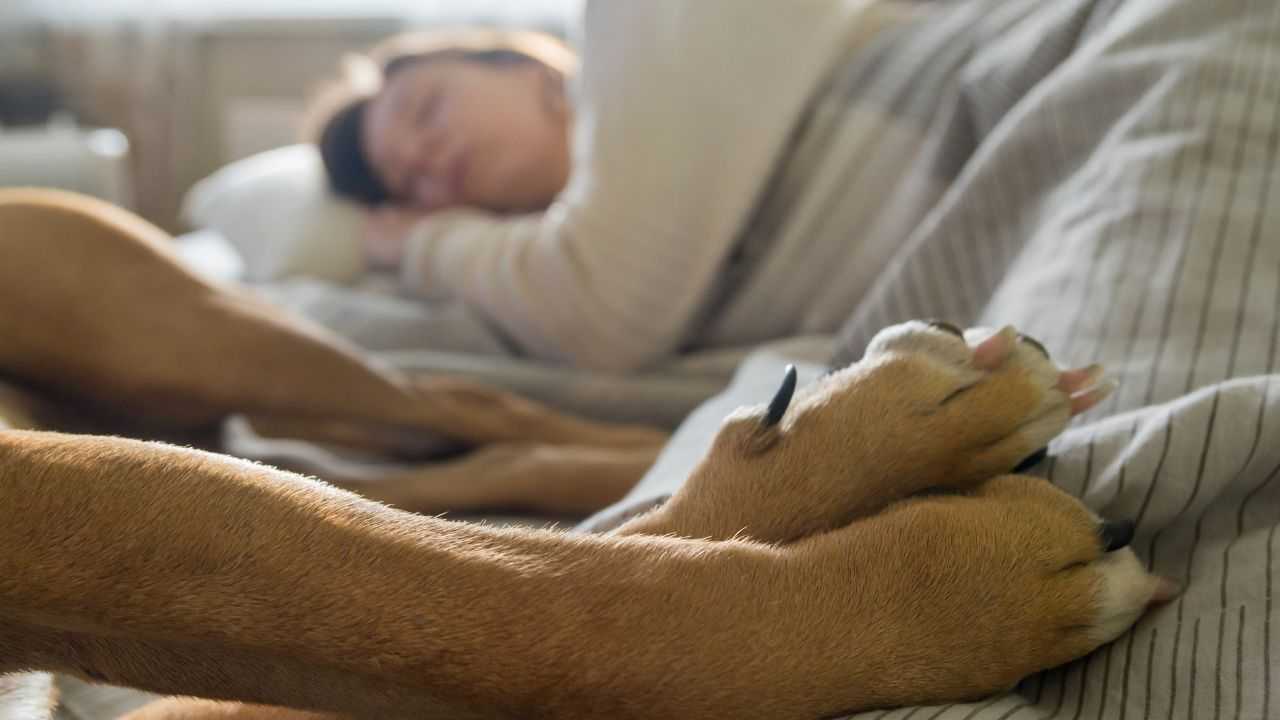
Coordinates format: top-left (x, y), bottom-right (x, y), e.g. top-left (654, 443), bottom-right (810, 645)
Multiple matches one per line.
top-left (587, 0), bottom-right (1280, 716)
top-left (831, 0), bottom-right (1280, 717)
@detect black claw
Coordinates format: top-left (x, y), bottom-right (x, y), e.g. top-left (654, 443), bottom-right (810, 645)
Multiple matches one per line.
top-left (1099, 520), bottom-right (1136, 552)
top-left (926, 320), bottom-right (965, 338)
top-left (1013, 447), bottom-right (1049, 473)
top-left (764, 365), bottom-right (798, 428)
top-left (1017, 333), bottom-right (1051, 360)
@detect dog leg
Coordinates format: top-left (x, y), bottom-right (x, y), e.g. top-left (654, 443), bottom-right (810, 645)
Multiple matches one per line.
top-left (122, 698), bottom-right (335, 719)
top-left (0, 189), bottom-right (665, 453)
top-left (0, 431), bottom-right (1168, 719)
top-left (316, 443), bottom-right (659, 516)
top-left (0, 430), bottom-right (706, 718)
top-left (69, 442), bottom-right (653, 720)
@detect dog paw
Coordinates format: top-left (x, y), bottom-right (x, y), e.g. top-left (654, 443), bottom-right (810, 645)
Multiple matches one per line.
top-left (790, 475), bottom-right (1176, 711)
top-left (637, 320), bottom-right (1113, 544)
top-left (961, 476), bottom-right (1178, 646)
top-left (860, 320), bottom-right (1113, 480)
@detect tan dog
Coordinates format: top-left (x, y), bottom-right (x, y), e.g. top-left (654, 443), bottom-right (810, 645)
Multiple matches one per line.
top-left (0, 293), bottom-right (1173, 719)
top-left (0, 188), bottom-right (668, 516)
top-left (0, 187), bottom-right (658, 717)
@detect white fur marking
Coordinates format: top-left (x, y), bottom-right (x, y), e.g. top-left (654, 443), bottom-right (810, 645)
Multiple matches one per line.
top-left (0, 673), bottom-right (55, 720)
top-left (1091, 549), bottom-right (1160, 645)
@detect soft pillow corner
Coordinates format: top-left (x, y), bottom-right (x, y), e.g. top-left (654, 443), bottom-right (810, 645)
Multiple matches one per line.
top-left (180, 144), bottom-right (367, 285)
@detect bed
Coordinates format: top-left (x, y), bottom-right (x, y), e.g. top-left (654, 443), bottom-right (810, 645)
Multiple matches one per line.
top-left (51, 0), bottom-right (1280, 715)
top-left (586, 0), bottom-right (1280, 716)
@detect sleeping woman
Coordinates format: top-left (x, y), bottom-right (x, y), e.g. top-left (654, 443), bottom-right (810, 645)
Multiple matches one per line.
top-left (310, 0), bottom-right (939, 371)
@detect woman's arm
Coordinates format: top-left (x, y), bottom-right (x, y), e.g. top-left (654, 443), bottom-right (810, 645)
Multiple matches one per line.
top-left (399, 1), bottom-right (871, 372)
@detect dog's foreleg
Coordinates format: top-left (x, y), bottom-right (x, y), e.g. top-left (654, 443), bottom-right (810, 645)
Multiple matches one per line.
top-left (314, 443), bottom-right (658, 516)
top-left (0, 189), bottom-right (666, 453)
top-left (0, 430), bottom-right (782, 719)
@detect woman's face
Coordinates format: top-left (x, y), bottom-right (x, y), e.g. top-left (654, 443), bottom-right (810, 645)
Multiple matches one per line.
top-left (362, 56), bottom-right (572, 213)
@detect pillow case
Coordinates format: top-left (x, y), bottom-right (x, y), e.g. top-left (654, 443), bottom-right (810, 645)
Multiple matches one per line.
top-left (181, 144), bottom-right (366, 284)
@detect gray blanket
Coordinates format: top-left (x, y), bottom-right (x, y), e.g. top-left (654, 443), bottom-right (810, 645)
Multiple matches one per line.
top-left (588, 0), bottom-right (1280, 716)
top-left (63, 0), bottom-right (1280, 715)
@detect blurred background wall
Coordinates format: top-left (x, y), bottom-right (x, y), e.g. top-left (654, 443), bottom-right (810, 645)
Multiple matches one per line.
top-left (0, 1), bottom-right (581, 229)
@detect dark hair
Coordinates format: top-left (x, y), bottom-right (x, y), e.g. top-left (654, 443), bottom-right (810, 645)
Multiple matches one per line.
top-left (317, 97), bottom-right (388, 204)
top-left (309, 30), bottom-right (576, 206)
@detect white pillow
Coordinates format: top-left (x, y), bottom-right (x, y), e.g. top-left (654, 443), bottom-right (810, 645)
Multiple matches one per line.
top-left (181, 144), bottom-right (366, 284)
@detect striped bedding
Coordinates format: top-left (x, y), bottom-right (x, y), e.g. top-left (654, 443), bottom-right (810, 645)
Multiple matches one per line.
top-left (53, 0), bottom-right (1279, 714)
top-left (589, 0), bottom-right (1280, 716)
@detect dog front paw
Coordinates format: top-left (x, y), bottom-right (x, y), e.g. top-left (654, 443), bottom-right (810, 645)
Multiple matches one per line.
top-left (625, 320), bottom-right (1113, 544)
top-left (782, 476), bottom-right (1175, 713)
top-left (862, 320), bottom-right (1114, 482)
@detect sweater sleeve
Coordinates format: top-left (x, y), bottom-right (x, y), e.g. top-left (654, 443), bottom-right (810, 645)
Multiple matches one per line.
top-left (400, 0), bottom-right (866, 372)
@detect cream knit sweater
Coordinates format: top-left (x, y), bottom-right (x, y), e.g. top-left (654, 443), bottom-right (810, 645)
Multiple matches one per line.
top-left (401, 0), bottom-right (920, 371)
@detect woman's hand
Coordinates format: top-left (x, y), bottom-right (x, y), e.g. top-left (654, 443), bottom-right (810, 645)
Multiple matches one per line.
top-left (363, 207), bottom-right (428, 270)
